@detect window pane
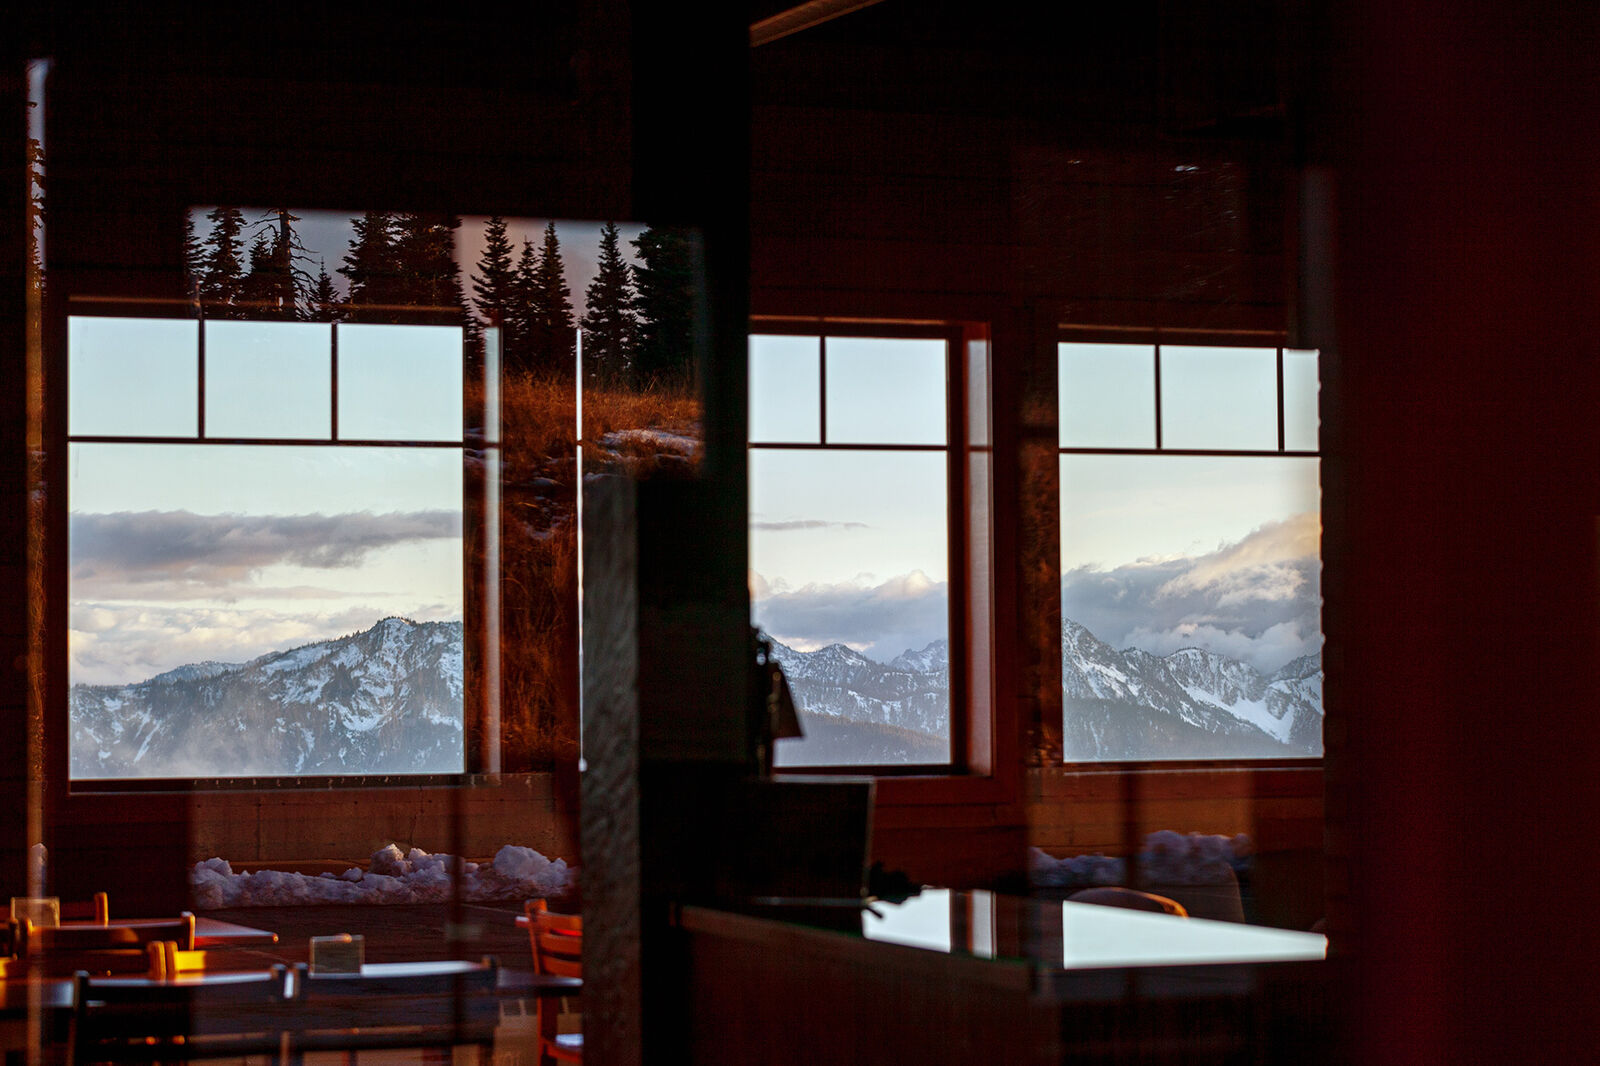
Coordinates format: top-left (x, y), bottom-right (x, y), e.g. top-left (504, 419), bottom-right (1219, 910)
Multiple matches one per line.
top-left (338, 324), bottom-right (463, 441)
top-left (1059, 343), bottom-right (1156, 448)
top-left (205, 320), bottom-right (331, 439)
top-left (1283, 349), bottom-right (1320, 451)
top-left (825, 337), bottom-right (946, 444)
top-left (749, 334), bottom-right (821, 443)
top-left (750, 448), bottom-right (950, 766)
top-left (68, 317), bottom-right (198, 438)
top-left (1059, 454), bottom-right (1322, 762)
top-left (1160, 345), bottom-right (1278, 450)
top-left (68, 442), bottom-right (464, 779)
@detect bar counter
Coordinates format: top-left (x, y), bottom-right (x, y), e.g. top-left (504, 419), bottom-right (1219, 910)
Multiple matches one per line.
top-left (677, 889), bottom-right (1337, 1065)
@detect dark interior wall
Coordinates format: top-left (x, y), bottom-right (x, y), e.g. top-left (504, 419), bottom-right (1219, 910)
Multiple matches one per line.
top-left (1317, 3), bottom-right (1600, 1061)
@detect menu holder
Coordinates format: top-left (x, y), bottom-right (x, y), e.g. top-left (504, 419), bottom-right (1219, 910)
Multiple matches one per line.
top-left (309, 933), bottom-right (364, 974)
top-left (10, 896), bottom-right (60, 928)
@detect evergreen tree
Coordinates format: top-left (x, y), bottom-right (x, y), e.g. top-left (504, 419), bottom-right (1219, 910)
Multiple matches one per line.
top-left (509, 236), bottom-right (540, 377)
top-left (307, 259), bottom-right (342, 322)
top-left (392, 213), bottom-right (473, 340)
top-left (183, 213), bottom-right (204, 300)
top-left (198, 206), bottom-right (247, 312)
top-left (579, 221), bottom-right (639, 386)
top-left (630, 224), bottom-right (697, 386)
top-left (471, 216), bottom-right (519, 365)
top-left (527, 221), bottom-right (575, 377)
top-left (339, 211), bottom-right (399, 320)
top-left (239, 231), bottom-right (276, 318)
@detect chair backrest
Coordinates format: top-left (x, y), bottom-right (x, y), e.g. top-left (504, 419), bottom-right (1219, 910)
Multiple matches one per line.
top-left (290, 958), bottom-right (501, 1055)
top-left (21, 914), bottom-right (197, 976)
top-left (1067, 887), bottom-right (1189, 917)
top-left (531, 909), bottom-right (582, 980)
top-left (70, 966), bottom-right (291, 1064)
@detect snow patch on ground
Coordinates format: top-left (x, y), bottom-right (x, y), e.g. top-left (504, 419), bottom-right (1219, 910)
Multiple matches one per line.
top-left (189, 844), bottom-right (574, 908)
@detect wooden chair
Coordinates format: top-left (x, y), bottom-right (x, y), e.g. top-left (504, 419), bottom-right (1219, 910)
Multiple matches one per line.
top-left (529, 909), bottom-right (582, 1065)
top-left (60, 892), bottom-right (112, 924)
top-left (69, 965), bottom-right (292, 1065)
top-left (1066, 887), bottom-right (1189, 917)
top-left (18, 914), bottom-right (196, 976)
top-left (288, 957), bottom-right (501, 1066)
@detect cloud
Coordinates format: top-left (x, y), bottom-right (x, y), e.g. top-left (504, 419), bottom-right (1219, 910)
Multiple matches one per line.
top-left (748, 519), bottom-right (868, 532)
top-left (751, 569), bottom-right (947, 662)
top-left (70, 510), bottom-right (461, 591)
top-left (68, 602), bottom-right (461, 687)
top-left (1061, 513), bottom-right (1321, 674)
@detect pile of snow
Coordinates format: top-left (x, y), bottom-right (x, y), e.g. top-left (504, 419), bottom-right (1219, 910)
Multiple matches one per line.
top-left (1030, 831), bottom-right (1253, 889)
top-left (190, 844), bottom-right (573, 909)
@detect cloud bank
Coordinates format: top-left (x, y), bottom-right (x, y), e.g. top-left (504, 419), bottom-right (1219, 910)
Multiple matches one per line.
top-left (70, 510), bottom-right (461, 593)
top-left (1061, 512), bottom-right (1321, 674)
top-left (751, 569), bottom-right (948, 662)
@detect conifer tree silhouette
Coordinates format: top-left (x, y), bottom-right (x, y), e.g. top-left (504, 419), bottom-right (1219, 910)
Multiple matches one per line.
top-left (198, 206), bottom-right (247, 313)
top-left (630, 224), bottom-right (697, 387)
top-left (527, 221), bottom-right (575, 376)
top-left (509, 236), bottom-right (540, 376)
top-left (471, 215), bottom-right (519, 366)
top-left (579, 221), bottom-right (639, 386)
top-left (339, 211), bottom-right (399, 320)
top-left (307, 259), bottom-right (342, 322)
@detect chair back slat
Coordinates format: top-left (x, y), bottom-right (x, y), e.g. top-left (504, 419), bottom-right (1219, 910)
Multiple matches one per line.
top-left (289, 958), bottom-right (501, 1058)
top-left (531, 910), bottom-right (583, 979)
top-left (70, 966), bottom-right (291, 1064)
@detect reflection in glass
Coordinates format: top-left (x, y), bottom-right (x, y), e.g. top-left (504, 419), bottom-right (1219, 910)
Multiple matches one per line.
top-left (1058, 343), bottom-right (1156, 448)
top-left (825, 337), bottom-right (946, 445)
top-left (338, 324), bottom-right (463, 442)
top-left (205, 321), bottom-right (331, 439)
top-left (68, 317), bottom-right (199, 438)
top-left (1060, 455), bottom-right (1322, 762)
top-left (749, 334), bottom-right (821, 443)
top-left (1282, 349), bottom-right (1320, 451)
top-left (750, 448), bottom-right (950, 767)
top-left (1160, 345), bottom-right (1278, 450)
top-left (862, 888), bottom-right (954, 952)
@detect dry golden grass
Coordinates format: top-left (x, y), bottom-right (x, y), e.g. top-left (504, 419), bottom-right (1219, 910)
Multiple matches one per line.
top-left (487, 371), bottom-right (700, 768)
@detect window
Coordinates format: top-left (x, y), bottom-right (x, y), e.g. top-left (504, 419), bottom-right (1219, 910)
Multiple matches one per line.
top-left (748, 325), bottom-right (990, 770)
top-left (66, 315), bottom-right (473, 780)
top-left (1058, 339), bottom-right (1322, 762)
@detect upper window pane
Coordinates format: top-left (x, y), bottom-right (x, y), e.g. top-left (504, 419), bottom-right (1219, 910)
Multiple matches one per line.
top-left (749, 334), bottom-right (821, 443)
top-left (825, 337), bottom-right (946, 445)
top-left (1282, 349), bottom-right (1320, 451)
top-left (1160, 346), bottom-right (1278, 450)
top-left (1059, 343), bottom-right (1156, 448)
top-left (68, 317), bottom-right (199, 438)
top-left (337, 324), bottom-right (463, 442)
top-left (205, 321), bottom-right (331, 439)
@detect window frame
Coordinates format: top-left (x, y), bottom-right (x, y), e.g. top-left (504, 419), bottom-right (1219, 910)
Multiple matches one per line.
top-left (749, 316), bottom-right (999, 785)
top-left (1055, 324), bottom-right (1323, 771)
top-left (54, 301), bottom-right (497, 794)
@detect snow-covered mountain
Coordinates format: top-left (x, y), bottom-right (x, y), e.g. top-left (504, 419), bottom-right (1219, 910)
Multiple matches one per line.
top-left (71, 617), bottom-right (464, 778)
top-left (764, 636), bottom-right (950, 765)
top-left (1061, 619), bottom-right (1322, 760)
